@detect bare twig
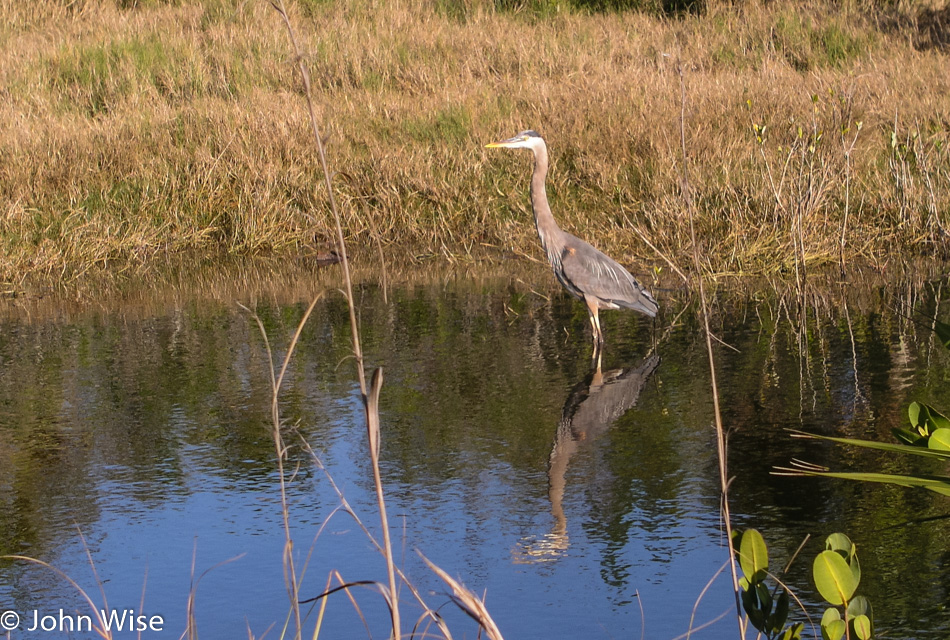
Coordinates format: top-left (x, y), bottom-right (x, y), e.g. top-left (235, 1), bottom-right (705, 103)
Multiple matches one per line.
top-left (268, 2), bottom-right (402, 635)
top-left (686, 560), bottom-right (730, 640)
top-left (2, 554), bottom-right (114, 640)
top-left (418, 552), bottom-right (505, 640)
top-left (676, 60), bottom-right (745, 638)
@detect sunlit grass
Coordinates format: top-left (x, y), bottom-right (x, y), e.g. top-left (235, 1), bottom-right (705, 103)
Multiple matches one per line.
top-left (1, 0), bottom-right (948, 288)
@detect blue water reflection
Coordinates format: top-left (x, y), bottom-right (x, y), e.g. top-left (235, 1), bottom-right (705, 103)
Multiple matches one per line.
top-left (1, 270), bottom-right (949, 638)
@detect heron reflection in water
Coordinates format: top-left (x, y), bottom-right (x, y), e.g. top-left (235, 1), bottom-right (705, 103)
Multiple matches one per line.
top-left (515, 354), bottom-right (660, 562)
top-left (486, 130), bottom-right (658, 353)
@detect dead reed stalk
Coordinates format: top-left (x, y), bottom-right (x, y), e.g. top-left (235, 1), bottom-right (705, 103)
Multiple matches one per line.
top-left (676, 62), bottom-right (745, 638)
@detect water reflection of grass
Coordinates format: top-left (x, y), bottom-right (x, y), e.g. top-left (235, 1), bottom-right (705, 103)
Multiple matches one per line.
top-left (2, 0), bottom-right (949, 287)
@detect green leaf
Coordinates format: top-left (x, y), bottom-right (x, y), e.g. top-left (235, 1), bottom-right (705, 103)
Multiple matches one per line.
top-left (738, 528), bottom-right (769, 584)
top-left (823, 619), bottom-right (846, 640)
top-left (787, 431), bottom-right (950, 460)
top-left (767, 588), bottom-right (789, 633)
top-left (821, 609), bottom-right (845, 640)
top-left (756, 582), bottom-right (772, 618)
top-left (782, 469), bottom-right (950, 497)
top-left (742, 587), bottom-right (767, 632)
top-left (824, 533), bottom-right (854, 556)
top-left (934, 319), bottom-right (950, 350)
top-left (851, 614), bottom-right (872, 640)
top-left (909, 403), bottom-right (950, 435)
top-left (847, 596), bottom-right (871, 618)
top-left (825, 533), bottom-right (860, 585)
top-left (814, 550), bottom-right (857, 605)
top-left (848, 597), bottom-right (873, 639)
top-left (929, 428), bottom-right (950, 451)
top-left (783, 622), bottom-right (804, 640)
top-left (909, 402), bottom-right (922, 429)
top-left (928, 406), bottom-right (950, 430)
top-left (821, 608), bottom-right (841, 625)
top-left (892, 427), bottom-right (924, 446)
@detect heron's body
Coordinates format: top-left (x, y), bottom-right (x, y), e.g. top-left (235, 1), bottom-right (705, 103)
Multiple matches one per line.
top-left (486, 130), bottom-right (658, 348)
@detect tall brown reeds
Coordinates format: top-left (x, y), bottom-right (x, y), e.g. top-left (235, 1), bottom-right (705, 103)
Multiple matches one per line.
top-left (246, 2), bottom-right (507, 638)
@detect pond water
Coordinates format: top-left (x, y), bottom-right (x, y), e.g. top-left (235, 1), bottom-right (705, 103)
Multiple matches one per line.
top-left (1, 261), bottom-right (949, 639)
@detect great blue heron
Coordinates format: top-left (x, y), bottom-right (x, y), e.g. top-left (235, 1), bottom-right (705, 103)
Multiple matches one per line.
top-left (487, 130), bottom-right (658, 349)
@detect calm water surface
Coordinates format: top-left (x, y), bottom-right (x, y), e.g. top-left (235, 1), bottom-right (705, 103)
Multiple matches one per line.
top-left (1, 264), bottom-right (949, 639)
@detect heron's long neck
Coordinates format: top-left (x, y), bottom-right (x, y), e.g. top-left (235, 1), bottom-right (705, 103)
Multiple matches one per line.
top-left (529, 143), bottom-right (563, 259)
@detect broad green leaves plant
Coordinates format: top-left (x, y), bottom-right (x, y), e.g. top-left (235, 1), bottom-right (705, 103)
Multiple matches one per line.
top-left (732, 529), bottom-right (803, 640)
top-left (813, 534), bottom-right (873, 640)
top-left (897, 402), bottom-right (950, 446)
top-left (732, 530), bottom-right (871, 640)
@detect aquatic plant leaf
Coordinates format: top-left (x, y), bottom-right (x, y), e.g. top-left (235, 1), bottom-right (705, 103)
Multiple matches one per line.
top-left (892, 427), bottom-right (924, 446)
top-left (851, 615), bottom-right (872, 640)
top-left (848, 597), bottom-right (873, 639)
top-left (756, 583), bottom-right (772, 617)
top-left (825, 533), bottom-right (860, 584)
top-left (927, 406), bottom-right (950, 430)
top-left (821, 609), bottom-right (845, 640)
top-left (788, 431), bottom-right (950, 460)
top-left (814, 550), bottom-right (857, 605)
top-left (767, 588), bottom-right (789, 633)
top-left (742, 586), bottom-right (768, 631)
top-left (908, 401), bottom-right (922, 429)
top-left (934, 319), bottom-right (950, 349)
top-left (782, 621), bottom-right (804, 640)
top-left (824, 533), bottom-right (854, 556)
top-left (781, 469), bottom-right (950, 497)
top-left (928, 428), bottom-right (950, 451)
top-left (738, 528), bottom-right (769, 584)
top-left (909, 402), bottom-right (950, 435)
top-left (847, 595), bottom-right (871, 618)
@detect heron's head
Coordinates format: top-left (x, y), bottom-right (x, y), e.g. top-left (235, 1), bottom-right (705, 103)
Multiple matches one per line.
top-left (485, 130), bottom-right (544, 152)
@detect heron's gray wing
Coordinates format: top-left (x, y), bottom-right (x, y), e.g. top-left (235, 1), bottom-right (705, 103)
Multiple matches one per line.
top-left (558, 234), bottom-right (658, 317)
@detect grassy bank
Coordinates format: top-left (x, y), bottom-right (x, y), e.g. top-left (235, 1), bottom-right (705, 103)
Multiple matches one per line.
top-left (1, 0), bottom-right (948, 287)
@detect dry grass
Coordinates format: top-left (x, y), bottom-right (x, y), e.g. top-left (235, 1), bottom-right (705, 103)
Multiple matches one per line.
top-left (1, 0), bottom-right (948, 288)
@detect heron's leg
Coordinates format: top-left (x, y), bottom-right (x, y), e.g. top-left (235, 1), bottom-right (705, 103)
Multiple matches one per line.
top-left (593, 312), bottom-right (604, 345)
top-left (591, 346), bottom-right (603, 377)
top-left (584, 296), bottom-right (604, 346)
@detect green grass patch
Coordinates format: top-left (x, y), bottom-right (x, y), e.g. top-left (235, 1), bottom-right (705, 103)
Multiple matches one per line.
top-left (773, 10), bottom-right (874, 70)
top-left (47, 34), bottom-right (201, 115)
top-left (403, 105), bottom-right (473, 145)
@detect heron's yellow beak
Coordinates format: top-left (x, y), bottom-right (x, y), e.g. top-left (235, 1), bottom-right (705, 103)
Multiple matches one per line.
top-left (485, 135), bottom-right (523, 149)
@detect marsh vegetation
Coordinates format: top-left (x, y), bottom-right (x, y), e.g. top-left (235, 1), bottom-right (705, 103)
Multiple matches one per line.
top-left (2, 0), bottom-right (949, 287)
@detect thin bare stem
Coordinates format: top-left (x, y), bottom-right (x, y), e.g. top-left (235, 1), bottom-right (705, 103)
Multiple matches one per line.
top-left (418, 552), bottom-right (505, 640)
top-left (669, 607), bottom-right (734, 640)
top-left (2, 555), bottom-right (114, 640)
top-left (298, 439), bottom-right (452, 639)
top-left (270, 0), bottom-right (366, 395)
top-left (686, 560), bottom-right (730, 640)
top-left (676, 62), bottom-right (745, 638)
top-left (269, 3), bottom-right (402, 636)
top-left (624, 214), bottom-right (690, 286)
top-left (366, 367), bottom-right (401, 637)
